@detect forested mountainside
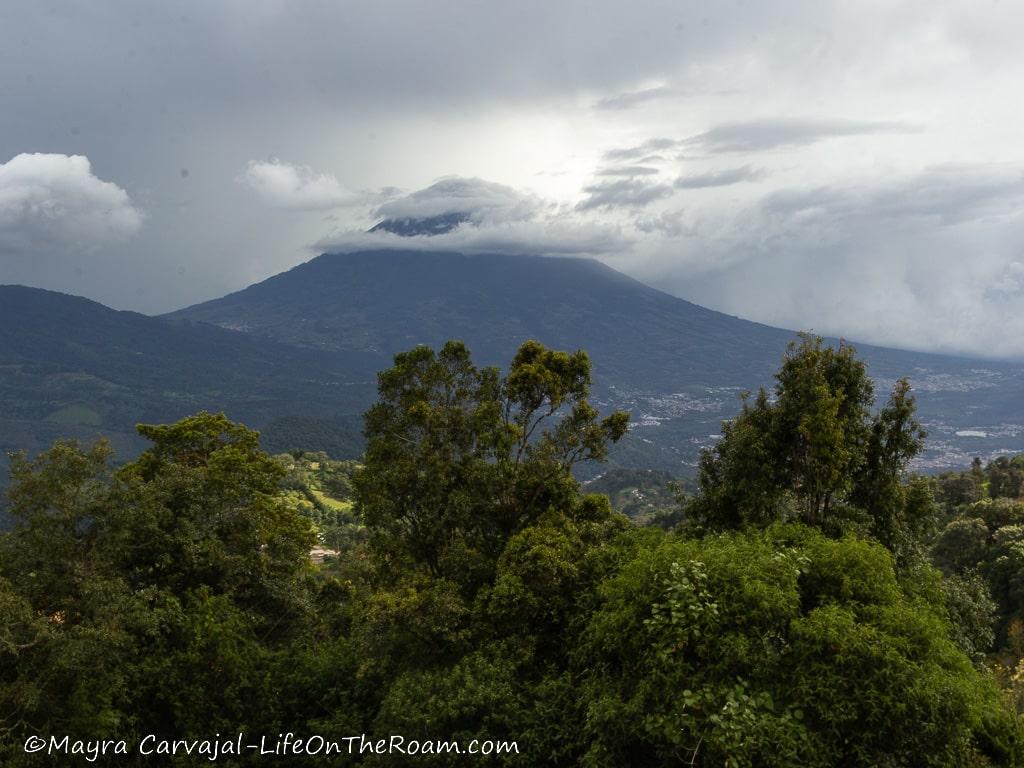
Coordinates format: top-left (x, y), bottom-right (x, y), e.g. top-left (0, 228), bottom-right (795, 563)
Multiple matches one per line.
top-left (3, 250), bottom-right (1023, 499)
top-left (0, 285), bottom-right (376, 497)
top-left (168, 250), bottom-right (1024, 471)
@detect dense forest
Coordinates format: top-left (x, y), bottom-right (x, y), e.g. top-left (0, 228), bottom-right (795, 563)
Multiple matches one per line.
top-left (2, 336), bottom-right (1023, 766)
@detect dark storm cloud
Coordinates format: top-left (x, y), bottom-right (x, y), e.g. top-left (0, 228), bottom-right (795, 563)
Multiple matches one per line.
top-left (684, 119), bottom-right (917, 153)
top-left (576, 178), bottom-right (675, 210)
top-left (3, 1), bottom-right (787, 311)
top-left (761, 165), bottom-right (1024, 224)
top-left (593, 86), bottom-right (675, 110)
top-left (0, 1), bottom-right (797, 120)
top-left (596, 166), bottom-right (662, 177)
top-left (1, 0), bottom-right (1023, 358)
top-left (602, 138), bottom-right (681, 162)
top-left (674, 165), bottom-right (764, 189)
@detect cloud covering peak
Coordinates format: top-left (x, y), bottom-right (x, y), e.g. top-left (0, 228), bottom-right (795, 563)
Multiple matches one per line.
top-left (320, 176), bottom-right (624, 257)
top-left (317, 160), bottom-right (1024, 360)
top-left (374, 177), bottom-right (543, 225)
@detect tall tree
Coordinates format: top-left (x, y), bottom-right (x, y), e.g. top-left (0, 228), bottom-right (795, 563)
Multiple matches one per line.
top-left (122, 411), bottom-right (317, 622)
top-left (354, 339), bottom-right (628, 586)
top-left (688, 335), bottom-right (926, 546)
top-left (850, 378), bottom-right (929, 561)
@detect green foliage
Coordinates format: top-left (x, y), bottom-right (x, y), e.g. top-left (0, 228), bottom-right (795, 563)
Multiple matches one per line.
top-left (988, 456), bottom-right (1024, 500)
top-left (933, 517), bottom-right (991, 574)
top-left (274, 451), bottom-right (364, 553)
top-left (941, 571), bottom-right (998, 661)
top-left (934, 471), bottom-right (984, 508)
top-left (122, 413), bottom-right (317, 621)
top-left (574, 525), bottom-right (1021, 767)
top-left (0, 439), bottom-right (164, 750)
top-left (369, 643), bottom-right (524, 767)
top-left (929, 458), bottom-right (1024, 658)
top-left (482, 497), bottom-right (630, 646)
top-left (987, 526), bottom-right (1024, 637)
top-left (355, 339), bottom-right (628, 586)
top-left (688, 334), bottom-right (928, 561)
top-left (932, 456), bottom-right (1024, 522)
top-left (583, 468), bottom-right (682, 524)
top-left (2, 344), bottom-right (1022, 767)
top-left (0, 414), bottom-right (321, 762)
top-left (349, 494), bottom-right (634, 767)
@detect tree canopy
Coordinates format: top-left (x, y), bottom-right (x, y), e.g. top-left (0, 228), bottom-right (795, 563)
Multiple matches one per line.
top-left (0, 414), bottom-right (318, 762)
top-left (687, 334), bottom-right (928, 558)
top-left (355, 339), bottom-right (628, 587)
top-left (1, 338), bottom-right (1021, 767)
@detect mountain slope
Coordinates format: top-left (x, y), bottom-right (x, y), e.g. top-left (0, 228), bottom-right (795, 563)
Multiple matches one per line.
top-left (0, 285), bottom-right (379, 469)
top-left (168, 250), bottom-right (1024, 472)
top-left (167, 250), bottom-right (797, 388)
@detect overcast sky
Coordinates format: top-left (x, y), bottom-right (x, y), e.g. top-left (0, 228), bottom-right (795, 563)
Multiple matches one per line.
top-left (1, 1), bottom-right (1023, 359)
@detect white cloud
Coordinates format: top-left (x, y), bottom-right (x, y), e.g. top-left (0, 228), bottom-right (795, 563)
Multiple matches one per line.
top-left (577, 178), bottom-right (675, 210)
top-left (603, 138), bottom-right (680, 162)
top-left (593, 85), bottom-right (676, 111)
top-left (597, 166), bottom-right (662, 177)
top-left (238, 159), bottom-right (366, 210)
top-left (0, 153), bottom-right (143, 255)
top-left (375, 177), bottom-right (543, 224)
top-left (683, 119), bottom-right (917, 154)
top-left (319, 219), bottom-right (627, 258)
top-left (633, 164), bottom-right (1024, 359)
top-left (674, 165), bottom-right (765, 189)
top-left (319, 176), bottom-right (624, 256)
top-left (761, 164), bottom-right (1024, 224)
top-left (294, 156), bottom-right (1024, 360)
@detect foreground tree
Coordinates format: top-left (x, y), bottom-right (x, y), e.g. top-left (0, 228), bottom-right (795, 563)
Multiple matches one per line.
top-left (122, 413), bottom-right (316, 623)
top-left (687, 335), bottom-right (928, 552)
top-left (3, 345), bottom-right (1022, 767)
top-left (0, 414), bottom-right (319, 762)
top-left (354, 339), bottom-right (628, 587)
top-left (0, 440), bottom-right (148, 750)
top-left (574, 524), bottom-right (1022, 767)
